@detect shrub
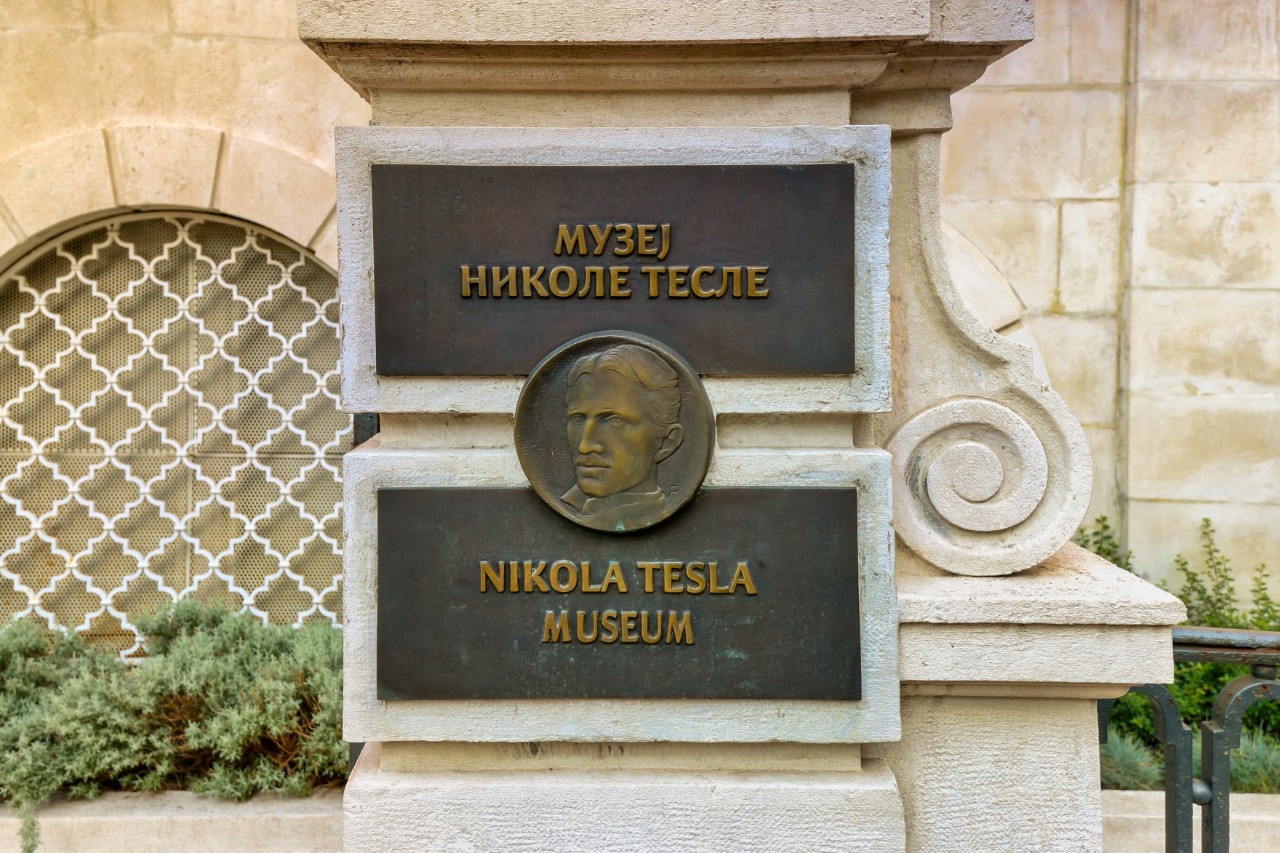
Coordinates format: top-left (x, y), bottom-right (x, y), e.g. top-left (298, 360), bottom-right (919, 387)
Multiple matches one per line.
top-left (0, 603), bottom-right (345, 853)
top-left (1079, 516), bottom-right (1280, 789)
top-left (1100, 726), bottom-right (1163, 791)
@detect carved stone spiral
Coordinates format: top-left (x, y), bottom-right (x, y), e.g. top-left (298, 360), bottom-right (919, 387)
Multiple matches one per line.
top-left (888, 398), bottom-right (1078, 576)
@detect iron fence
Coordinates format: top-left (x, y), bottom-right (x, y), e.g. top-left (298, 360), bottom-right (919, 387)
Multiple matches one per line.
top-left (1098, 625), bottom-right (1280, 853)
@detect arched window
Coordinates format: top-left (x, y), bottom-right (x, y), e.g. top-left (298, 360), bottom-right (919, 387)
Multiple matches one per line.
top-left (0, 214), bottom-right (349, 653)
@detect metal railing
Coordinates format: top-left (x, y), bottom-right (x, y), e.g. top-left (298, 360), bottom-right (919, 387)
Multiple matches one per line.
top-left (1098, 626), bottom-right (1280, 853)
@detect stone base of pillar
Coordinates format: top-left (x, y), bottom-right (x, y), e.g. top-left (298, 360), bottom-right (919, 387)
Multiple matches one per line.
top-left (344, 742), bottom-right (906, 852)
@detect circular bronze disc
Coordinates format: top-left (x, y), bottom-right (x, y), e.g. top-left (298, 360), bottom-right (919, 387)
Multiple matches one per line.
top-left (515, 331), bottom-right (715, 534)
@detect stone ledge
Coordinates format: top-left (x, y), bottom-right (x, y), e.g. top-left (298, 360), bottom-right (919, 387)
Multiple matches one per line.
top-left (11, 786), bottom-right (1277, 852)
top-left (0, 790), bottom-right (342, 853)
top-left (898, 543), bottom-right (1186, 626)
top-left (1103, 790), bottom-right (1280, 853)
top-left (344, 743), bottom-right (905, 852)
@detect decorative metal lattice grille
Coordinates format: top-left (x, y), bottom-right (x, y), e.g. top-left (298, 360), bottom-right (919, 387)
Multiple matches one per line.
top-left (0, 214), bottom-right (349, 653)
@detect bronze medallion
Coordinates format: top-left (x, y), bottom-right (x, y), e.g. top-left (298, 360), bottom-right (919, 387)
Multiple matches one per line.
top-left (515, 331), bottom-right (715, 534)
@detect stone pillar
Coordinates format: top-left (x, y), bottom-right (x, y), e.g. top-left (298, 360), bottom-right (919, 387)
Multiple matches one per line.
top-left (300, 2), bottom-right (1184, 850)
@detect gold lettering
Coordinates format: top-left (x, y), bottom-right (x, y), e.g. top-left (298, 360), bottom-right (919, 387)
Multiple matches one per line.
top-left (588, 224), bottom-right (612, 256)
top-left (581, 560), bottom-right (602, 593)
top-left (600, 610), bottom-right (620, 643)
top-left (613, 223), bottom-right (636, 256)
top-left (521, 266), bottom-right (548, 298)
top-left (555, 224), bottom-right (587, 256)
top-left (576, 610), bottom-right (599, 643)
top-left (479, 560), bottom-right (504, 592)
top-left (665, 611), bottom-right (694, 644)
top-left (637, 224), bottom-right (659, 256)
top-left (662, 560), bottom-right (684, 593)
top-left (637, 561), bottom-right (661, 593)
top-left (548, 266), bottom-right (577, 297)
top-left (729, 561), bottom-right (758, 595)
top-left (709, 561), bottom-right (733, 594)
top-left (666, 266), bottom-right (690, 298)
top-left (491, 265), bottom-right (517, 297)
top-left (657, 223), bottom-right (672, 261)
top-left (620, 610), bottom-right (639, 643)
top-left (549, 560), bottom-right (578, 593)
top-left (523, 560), bottom-right (550, 593)
top-left (460, 265), bottom-right (487, 297)
top-left (640, 611), bottom-right (662, 644)
top-left (580, 266), bottom-right (606, 297)
top-left (601, 560), bottom-right (628, 593)
top-left (508, 559), bottom-right (518, 593)
top-left (684, 561), bottom-right (707, 594)
top-left (542, 610), bottom-right (571, 643)
top-left (689, 266), bottom-right (718, 298)
top-left (722, 266), bottom-right (743, 298)
top-left (747, 266), bottom-right (769, 297)
top-left (641, 266), bottom-right (663, 298)
top-left (609, 266), bottom-right (631, 298)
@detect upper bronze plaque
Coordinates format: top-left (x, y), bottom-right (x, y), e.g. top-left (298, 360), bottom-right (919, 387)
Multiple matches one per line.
top-left (370, 163), bottom-right (857, 376)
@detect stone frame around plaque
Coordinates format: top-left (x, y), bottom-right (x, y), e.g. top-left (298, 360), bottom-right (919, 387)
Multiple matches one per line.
top-left (335, 125), bottom-right (891, 416)
top-left (343, 442), bottom-right (898, 743)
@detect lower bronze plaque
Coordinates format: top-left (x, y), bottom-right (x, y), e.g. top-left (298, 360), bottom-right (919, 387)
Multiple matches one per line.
top-left (377, 487), bottom-right (860, 700)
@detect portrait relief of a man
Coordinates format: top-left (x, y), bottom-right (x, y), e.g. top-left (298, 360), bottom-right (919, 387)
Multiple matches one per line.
top-left (560, 344), bottom-right (684, 527)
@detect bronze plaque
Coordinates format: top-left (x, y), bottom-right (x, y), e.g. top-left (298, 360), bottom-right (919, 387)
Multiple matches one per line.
top-left (376, 487), bottom-right (861, 700)
top-left (370, 163), bottom-right (857, 375)
top-left (515, 331), bottom-right (714, 534)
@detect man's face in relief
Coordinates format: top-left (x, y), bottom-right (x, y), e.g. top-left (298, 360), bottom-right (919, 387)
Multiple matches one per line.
top-left (566, 369), bottom-right (670, 498)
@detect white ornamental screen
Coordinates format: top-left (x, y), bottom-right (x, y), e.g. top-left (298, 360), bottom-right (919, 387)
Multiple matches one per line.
top-left (0, 214), bottom-right (350, 654)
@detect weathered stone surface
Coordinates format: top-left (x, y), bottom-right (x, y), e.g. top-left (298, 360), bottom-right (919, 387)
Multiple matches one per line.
top-left (944, 89), bottom-right (1124, 200)
top-left (1069, 0), bottom-right (1127, 84)
top-left (943, 200), bottom-right (1057, 313)
top-left (976, 0), bottom-right (1069, 86)
top-left (109, 124), bottom-right (222, 209)
top-left (1059, 200), bottom-right (1122, 313)
top-left (171, 0), bottom-right (299, 39)
top-left (371, 90), bottom-right (854, 129)
top-left (345, 744), bottom-right (906, 853)
top-left (301, 0), bottom-right (933, 44)
top-left (213, 134), bottom-right (334, 248)
top-left (1104, 791), bottom-right (1280, 853)
top-left (1129, 288), bottom-right (1280, 395)
top-left (1127, 500), bottom-right (1280, 596)
top-left (897, 542), bottom-right (1184, 628)
top-left (1128, 395), bottom-right (1280, 504)
top-left (0, 790), bottom-right (343, 853)
top-left (1137, 0), bottom-right (1279, 81)
top-left (1135, 82), bottom-right (1280, 183)
top-left (869, 696), bottom-right (1105, 853)
top-left (0, 130), bottom-right (114, 237)
top-left (1082, 426), bottom-right (1118, 527)
top-left (1132, 183), bottom-right (1280, 289)
top-left (92, 0), bottom-right (169, 31)
top-left (1024, 314), bottom-right (1117, 427)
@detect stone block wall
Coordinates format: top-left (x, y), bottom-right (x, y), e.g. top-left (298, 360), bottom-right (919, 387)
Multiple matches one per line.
top-left (0, 0), bottom-right (369, 270)
top-left (942, 0), bottom-right (1280, 593)
top-left (1, 0), bottom-right (1274, 608)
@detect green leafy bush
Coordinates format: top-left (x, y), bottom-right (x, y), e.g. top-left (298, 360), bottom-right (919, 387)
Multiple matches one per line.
top-left (1079, 516), bottom-right (1280, 791)
top-left (0, 603), bottom-right (345, 852)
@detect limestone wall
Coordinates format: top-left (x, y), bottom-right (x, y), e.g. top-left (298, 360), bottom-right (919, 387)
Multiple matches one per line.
top-left (2, 0), bottom-right (1274, 601)
top-left (942, 0), bottom-right (1280, 592)
top-left (0, 0), bottom-right (369, 272)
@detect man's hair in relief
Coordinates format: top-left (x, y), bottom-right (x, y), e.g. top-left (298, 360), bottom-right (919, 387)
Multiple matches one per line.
top-left (566, 344), bottom-right (681, 430)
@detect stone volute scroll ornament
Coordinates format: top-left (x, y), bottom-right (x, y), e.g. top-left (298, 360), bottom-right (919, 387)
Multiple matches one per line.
top-left (515, 331), bottom-right (715, 533)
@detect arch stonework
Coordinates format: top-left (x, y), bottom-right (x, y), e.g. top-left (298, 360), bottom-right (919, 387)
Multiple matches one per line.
top-left (0, 126), bottom-right (340, 274)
